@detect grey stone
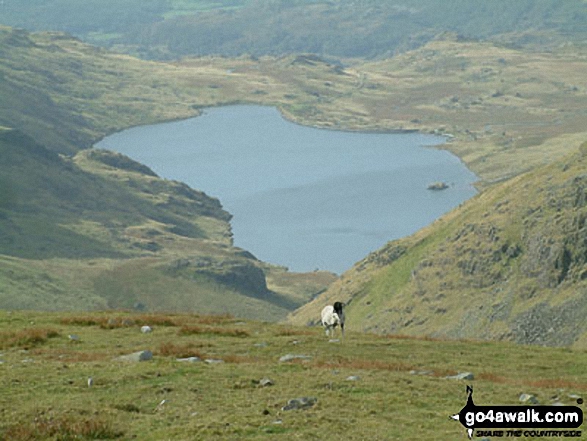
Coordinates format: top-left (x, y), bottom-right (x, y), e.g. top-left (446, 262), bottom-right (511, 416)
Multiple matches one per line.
top-left (68, 334), bottom-right (80, 342)
top-left (346, 376), bottom-right (361, 381)
top-left (446, 372), bottom-right (474, 380)
top-left (259, 378), bottom-right (274, 387)
top-left (204, 359), bottom-right (224, 364)
top-left (141, 326), bottom-right (153, 334)
top-left (519, 393), bottom-right (539, 404)
top-left (282, 397), bottom-right (317, 411)
top-left (176, 357), bottom-right (201, 363)
top-left (116, 350), bottom-right (153, 362)
top-left (279, 354), bottom-right (312, 362)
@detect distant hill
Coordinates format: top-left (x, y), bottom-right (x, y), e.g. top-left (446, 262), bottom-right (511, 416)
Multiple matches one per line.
top-left (289, 142), bottom-right (587, 348)
top-left (0, 0), bottom-right (585, 60)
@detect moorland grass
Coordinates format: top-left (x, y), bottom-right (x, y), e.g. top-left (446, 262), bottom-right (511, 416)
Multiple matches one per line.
top-left (0, 310), bottom-right (585, 440)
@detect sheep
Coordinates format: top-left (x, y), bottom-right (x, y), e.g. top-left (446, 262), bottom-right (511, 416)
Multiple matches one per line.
top-left (321, 301), bottom-right (345, 339)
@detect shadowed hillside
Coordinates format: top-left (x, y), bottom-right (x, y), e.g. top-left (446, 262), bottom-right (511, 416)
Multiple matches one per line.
top-left (0, 125), bottom-right (334, 318)
top-left (289, 142), bottom-right (587, 348)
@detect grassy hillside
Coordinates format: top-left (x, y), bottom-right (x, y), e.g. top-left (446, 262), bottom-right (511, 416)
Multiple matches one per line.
top-left (290, 142), bottom-right (587, 347)
top-left (1, 0), bottom-right (585, 60)
top-left (0, 128), bottom-right (335, 318)
top-left (0, 310), bottom-right (586, 440)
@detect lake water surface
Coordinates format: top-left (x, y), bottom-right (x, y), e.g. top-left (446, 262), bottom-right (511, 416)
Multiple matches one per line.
top-left (96, 106), bottom-right (477, 273)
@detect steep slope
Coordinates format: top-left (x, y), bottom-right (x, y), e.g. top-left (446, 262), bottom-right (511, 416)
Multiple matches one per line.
top-left (0, 25), bottom-right (336, 318)
top-left (0, 129), bottom-right (231, 259)
top-left (0, 129), bottom-right (334, 318)
top-left (289, 142), bottom-right (587, 348)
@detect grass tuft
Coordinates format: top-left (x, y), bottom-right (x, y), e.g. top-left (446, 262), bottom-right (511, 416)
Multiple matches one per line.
top-left (157, 341), bottom-right (205, 359)
top-left (179, 325), bottom-right (250, 338)
top-left (0, 328), bottom-right (60, 349)
top-left (2, 415), bottom-right (123, 440)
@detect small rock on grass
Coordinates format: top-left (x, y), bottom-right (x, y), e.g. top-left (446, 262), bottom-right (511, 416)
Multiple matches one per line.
top-left (445, 372), bottom-right (474, 381)
top-left (279, 354), bottom-right (312, 362)
top-left (116, 350), bottom-right (153, 362)
top-left (258, 378), bottom-right (274, 387)
top-left (282, 397), bottom-right (317, 411)
top-left (519, 393), bottom-right (539, 404)
top-left (176, 357), bottom-right (201, 363)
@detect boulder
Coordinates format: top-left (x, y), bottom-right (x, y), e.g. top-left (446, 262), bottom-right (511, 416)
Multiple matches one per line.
top-left (446, 372), bottom-right (474, 380)
top-left (176, 357), bottom-right (201, 363)
top-left (282, 397), bottom-right (317, 411)
top-left (519, 393), bottom-right (539, 404)
top-left (116, 350), bottom-right (153, 362)
top-left (279, 354), bottom-right (312, 363)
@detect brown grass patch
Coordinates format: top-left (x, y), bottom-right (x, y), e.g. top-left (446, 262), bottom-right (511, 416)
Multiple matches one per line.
top-left (60, 351), bottom-right (111, 363)
top-left (476, 372), bottom-right (587, 390)
top-left (477, 372), bottom-right (508, 383)
top-left (179, 325), bottom-right (250, 338)
top-left (2, 415), bottom-right (123, 440)
top-left (59, 313), bottom-right (234, 329)
top-left (59, 316), bottom-right (105, 327)
top-left (157, 341), bottom-right (206, 359)
top-left (191, 313), bottom-right (236, 325)
top-left (525, 378), bottom-right (587, 390)
top-left (381, 333), bottom-right (444, 342)
top-left (221, 354), bottom-right (258, 364)
top-left (0, 328), bottom-right (60, 350)
top-left (314, 357), bottom-right (417, 372)
top-left (273, 327), bottom-right (315, 337)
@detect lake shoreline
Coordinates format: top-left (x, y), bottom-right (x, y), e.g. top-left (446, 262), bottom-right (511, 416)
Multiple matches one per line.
top-left (96, 105), bottom-right (477, 274)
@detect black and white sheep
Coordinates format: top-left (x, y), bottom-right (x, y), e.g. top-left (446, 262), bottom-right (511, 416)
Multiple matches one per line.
top-left (321, 301), bottom-right (345, 338)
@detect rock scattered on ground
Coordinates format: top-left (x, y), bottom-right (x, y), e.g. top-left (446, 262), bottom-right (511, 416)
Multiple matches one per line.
top-left (116, 350), bottom-right (153, 362)
top-left (279, 354), bottom-right (312, 363)
top-left (282, 397), bottom-right (317, 411)
top-left (258, 378), bottom-right (274, 387)
top-left (204, 358), bottom-right (224, 364)
top-left (346, 376), bottom-right (361, 381)
top-left (141, 326), bottom-right (153, 333)
top-left (176, 357), bottom-right (201, 363)
top-left (445, 372), bottom-right (474, 380)
top-left (519, 393), bottom-right (539, 404)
